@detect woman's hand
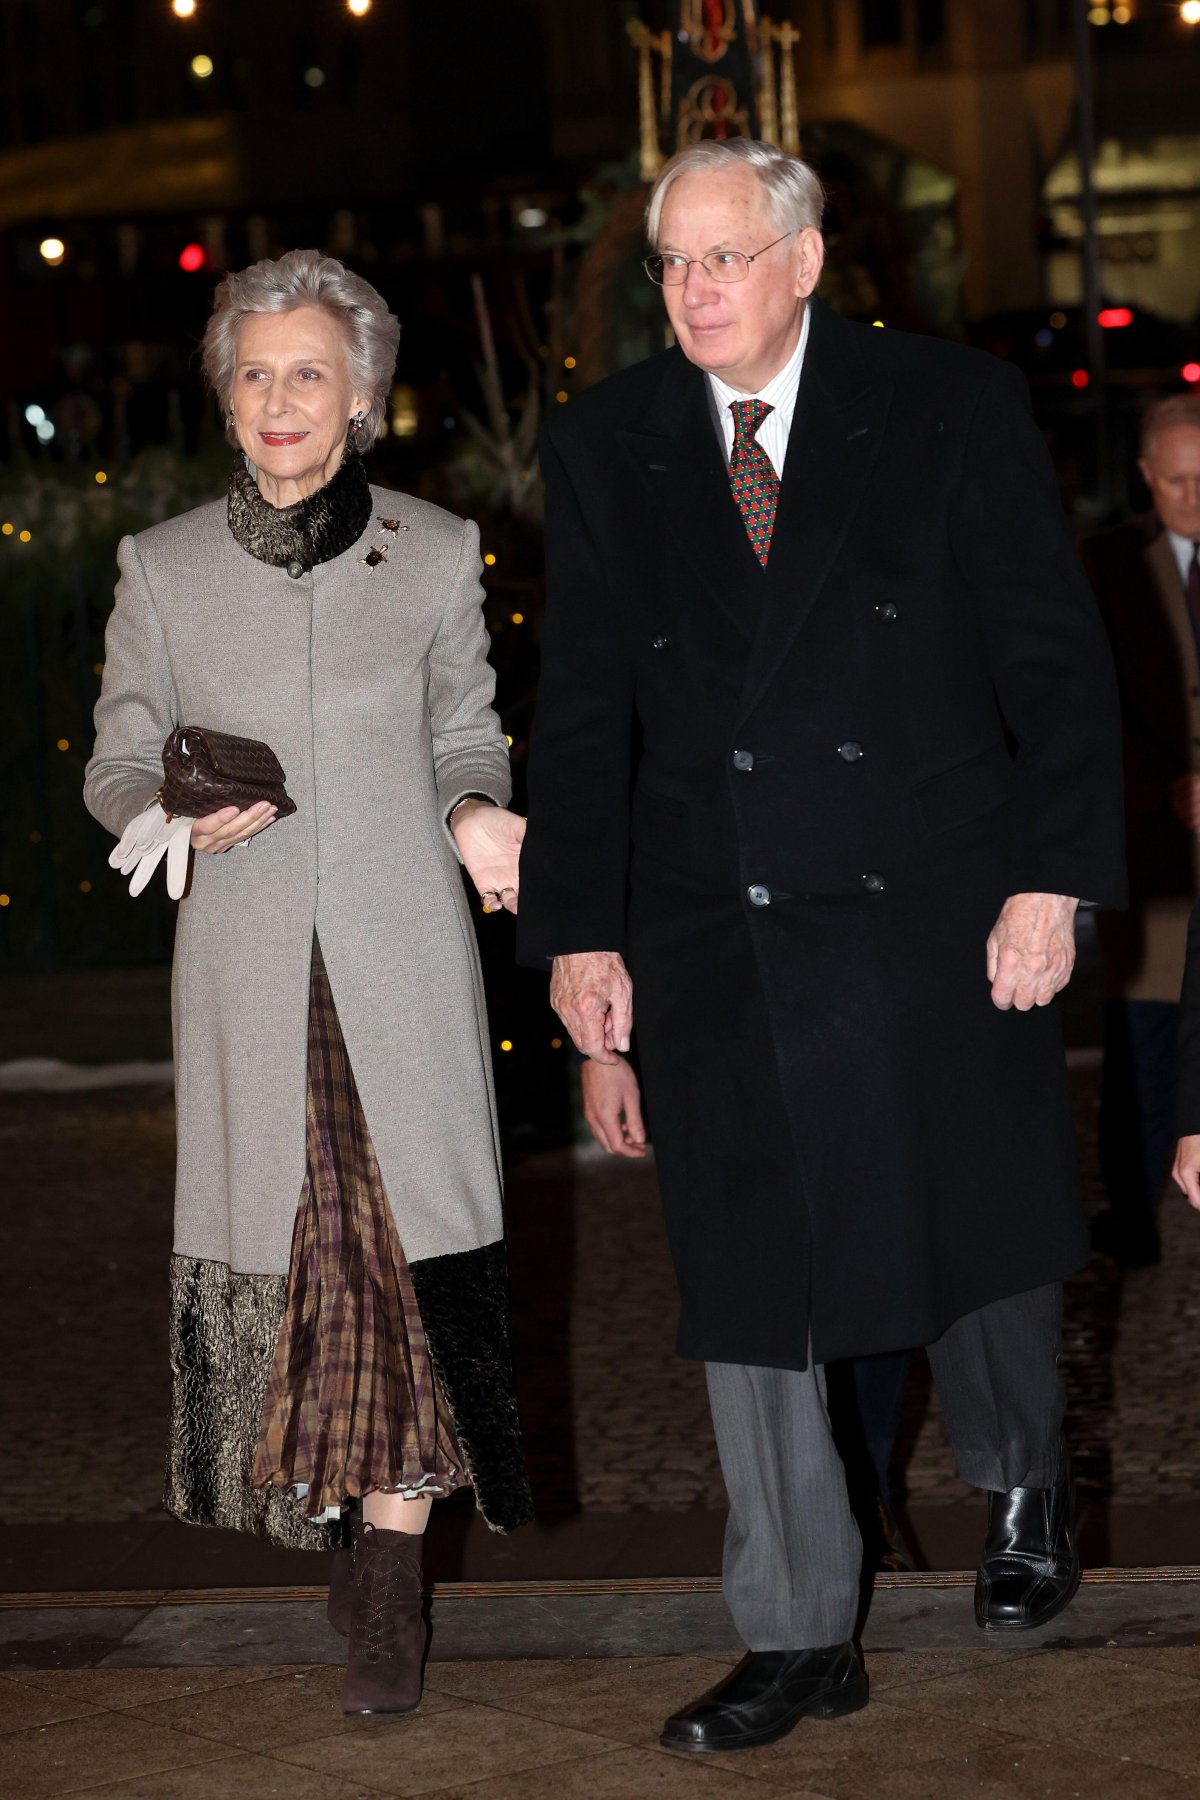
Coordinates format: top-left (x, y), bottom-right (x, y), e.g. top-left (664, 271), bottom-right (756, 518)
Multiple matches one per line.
top-left (1172, 1134), bottom-right (1200, 1211)
top-left (452, 800), bottom-right (525, 914)
top-left (191, 801), bottom-right (277, 854)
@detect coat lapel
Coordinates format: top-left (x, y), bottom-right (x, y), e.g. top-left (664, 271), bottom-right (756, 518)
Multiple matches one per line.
top-left (738, 301), bottom-right (893, 726)
top-left (617, 353), bottom-right (766, 640)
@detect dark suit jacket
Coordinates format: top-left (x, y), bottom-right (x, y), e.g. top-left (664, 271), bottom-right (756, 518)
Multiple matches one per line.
top-left (518, 296), bottom-right (1126, 1369)
top-left (1084, 515), bottom-right (1199, 1002)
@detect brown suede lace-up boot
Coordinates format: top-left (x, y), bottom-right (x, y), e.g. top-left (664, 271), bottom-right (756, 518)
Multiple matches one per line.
top-left (341, 1524), bottom-right (426, 1716)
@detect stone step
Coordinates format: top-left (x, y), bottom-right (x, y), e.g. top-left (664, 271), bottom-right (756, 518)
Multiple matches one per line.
top-left (3, 1571), bottom-right (1198, 1669)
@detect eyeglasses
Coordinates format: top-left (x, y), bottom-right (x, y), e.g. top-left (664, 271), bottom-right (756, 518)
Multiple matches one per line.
top-left (643, 232), bottom-right (794, 287)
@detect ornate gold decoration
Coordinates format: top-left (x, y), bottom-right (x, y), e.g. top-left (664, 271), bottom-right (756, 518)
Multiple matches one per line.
top-left (628, 21), bottom-right (671, 180)
top-left (775, 20), bottom-right (800, 155)
top-left (678, 74), bottom-right (750, 145)
top-left (359, 546), bottom-right (388, 570)
top-left (681, 0), bottom-right (737, 63)
top-left (754, 17), bottom-right (801, 154)
top-left (377, 518), bottom-right (408, 535)
top-left (758, 21), bottom-right (778, 147)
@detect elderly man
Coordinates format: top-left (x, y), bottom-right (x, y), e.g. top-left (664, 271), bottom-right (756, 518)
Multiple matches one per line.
top-left (1088, 394), bottom-right (1200, 1266)
top-left (518, 140), bottom-right (1124, 1752)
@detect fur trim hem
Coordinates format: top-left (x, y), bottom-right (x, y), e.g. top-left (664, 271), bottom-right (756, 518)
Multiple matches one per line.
top-left (165, 1255), bottom-right (346, 1550)
top-left (411, 1239), bottom-right (534, 1534)
top-left (164, 1243), bottom-right (532, 1547)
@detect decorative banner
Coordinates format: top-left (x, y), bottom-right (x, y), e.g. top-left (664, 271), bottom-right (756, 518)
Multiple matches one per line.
top-left (630, 3), bottom-right (801, 175)
top-left (671, 0), bottom-right (761, 145)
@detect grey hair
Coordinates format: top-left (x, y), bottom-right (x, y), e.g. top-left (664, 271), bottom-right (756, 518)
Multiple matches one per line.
top-left (646, 139), bottom-right (825, 246)
top-left (1140, 391), bottom-right (1200, 456)
top-left (201, 248), bottom-right (400, 450)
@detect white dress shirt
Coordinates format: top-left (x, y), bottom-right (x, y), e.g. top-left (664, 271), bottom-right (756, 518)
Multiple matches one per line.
top-left (708, 303), bottom-right (811, 479)
top-left (1167, 528), bottom-right (1200, 591)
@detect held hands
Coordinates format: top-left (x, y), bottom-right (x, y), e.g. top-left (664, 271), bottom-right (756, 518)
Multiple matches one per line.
top-left (451, 799), bottom-right (526, 915)
top-left (1173, 1137), bottom-right (1200, 1213)
top-left (581, 1054), bottom-right (647, 1158)
top-left (986, 892), bottom-right (1079, 1011)
top-left (550, 951), bottom-right (633, 1064)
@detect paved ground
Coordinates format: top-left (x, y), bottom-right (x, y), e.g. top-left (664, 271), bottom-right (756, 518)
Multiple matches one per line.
top-left (6, 1642), bottom-right (1200, 1797)
top-left (4, 1062), bottom-right (1200, 1537)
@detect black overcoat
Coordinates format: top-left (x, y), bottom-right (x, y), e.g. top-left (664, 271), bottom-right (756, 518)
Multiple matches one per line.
top-left (518, 297), bottom-right (1126, 1371)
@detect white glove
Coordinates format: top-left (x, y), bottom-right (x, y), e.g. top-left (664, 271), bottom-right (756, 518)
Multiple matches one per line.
top-left (109, 805), bottom-right (194, 900)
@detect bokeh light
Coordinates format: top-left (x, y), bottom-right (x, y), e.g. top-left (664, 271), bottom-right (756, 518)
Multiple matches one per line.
top-left (39, 237), bottom-right (65, 266)
top-left (190, 53), bottom-right (213, 77)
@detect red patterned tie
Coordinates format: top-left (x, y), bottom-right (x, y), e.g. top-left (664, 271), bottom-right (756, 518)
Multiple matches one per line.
top-left (729, 398), bottom-right (780, 568)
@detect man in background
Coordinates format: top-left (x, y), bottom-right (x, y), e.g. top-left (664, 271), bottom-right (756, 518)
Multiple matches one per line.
top-left (1088, 394), bottom-right (1200, 1266)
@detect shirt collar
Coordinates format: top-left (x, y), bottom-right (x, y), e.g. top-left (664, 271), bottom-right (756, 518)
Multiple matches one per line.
top-left (708, 302), bottom-right (811, 416)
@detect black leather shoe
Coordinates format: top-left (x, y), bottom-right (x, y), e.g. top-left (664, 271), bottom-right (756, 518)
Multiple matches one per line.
top-left (659, 1643), bottom-right (867, 1753)
top-left (974, 1446), bottom-right (1080, 1631)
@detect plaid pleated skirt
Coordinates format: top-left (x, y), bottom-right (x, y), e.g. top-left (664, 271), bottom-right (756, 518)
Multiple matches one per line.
top-left (252, 937), bottom-right (466, 1518)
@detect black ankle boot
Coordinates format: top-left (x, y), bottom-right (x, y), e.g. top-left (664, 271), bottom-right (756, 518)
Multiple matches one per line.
top-left (974, 1443), bottom-right (1080, 1630)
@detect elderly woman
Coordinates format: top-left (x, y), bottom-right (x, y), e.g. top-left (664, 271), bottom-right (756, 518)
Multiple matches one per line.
top-left (84, 249), bottom-right (531, 1715)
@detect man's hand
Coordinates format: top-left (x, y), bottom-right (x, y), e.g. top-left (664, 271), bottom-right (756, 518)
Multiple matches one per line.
top-left (581, 1054), bottom-right (647, 1158)
top-left (986, 892), bottom-right (1079, 1011)
top-left (550, 951), bottom-right (633, 1064)
top-left (1173, 1135), bottom-right (1200, 1211)
top-left (1171, 774), bottom-right (1200, 834)
top-left (451, 799), bottom-right (525, 914)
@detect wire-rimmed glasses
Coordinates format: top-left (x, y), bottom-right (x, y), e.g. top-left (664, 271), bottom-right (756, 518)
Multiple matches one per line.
top-left (643, 232), bottom-right (794, 286)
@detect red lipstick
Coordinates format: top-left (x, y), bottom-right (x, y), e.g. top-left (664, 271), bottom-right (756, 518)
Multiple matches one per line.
top-left (260, 432), bottom-right (308, 446)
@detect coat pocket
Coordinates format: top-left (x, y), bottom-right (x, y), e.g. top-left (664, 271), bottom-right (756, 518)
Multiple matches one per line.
top-left (912, 742), bottom-right (1016, 837)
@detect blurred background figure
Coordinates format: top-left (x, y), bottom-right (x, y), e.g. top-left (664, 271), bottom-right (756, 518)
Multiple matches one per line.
top-left (1088, 394), bottom-right (1200, 1266)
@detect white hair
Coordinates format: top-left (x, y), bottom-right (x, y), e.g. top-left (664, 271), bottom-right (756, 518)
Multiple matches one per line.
top-left (646, 139), bottom-right (825, 247)
top-left (1140, 392), bottom-right (1200, 456)
top-left (201, 248), bottom-right (400, 450)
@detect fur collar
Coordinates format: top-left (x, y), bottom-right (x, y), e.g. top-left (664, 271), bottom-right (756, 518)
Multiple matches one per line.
top-left (227, 441), bottom-right (372, 572)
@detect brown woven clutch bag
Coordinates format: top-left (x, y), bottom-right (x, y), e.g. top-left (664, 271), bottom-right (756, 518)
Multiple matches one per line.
top-left (157, 727), bottom-right (297, 821)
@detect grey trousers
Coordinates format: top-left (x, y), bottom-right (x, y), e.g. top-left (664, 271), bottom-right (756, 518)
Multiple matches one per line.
top-left (706, 1283), bottom-right (1065, 1651)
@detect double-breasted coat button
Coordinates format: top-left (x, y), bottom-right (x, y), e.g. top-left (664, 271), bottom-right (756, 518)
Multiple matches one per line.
top-left (286, 559), bottom-right (304, 580)
top-left (863, 870), bottom-right (886, 893)
top-left (876, 601), bottom-right (899, 621)
top-left (747, 884), bottom-right (772, 907)
top-left (652, 635), bottom-right (670, 650)
top-left (838, 741), bottom-right (864, 762)
top-left (732, 749), bottom-right (755, 771)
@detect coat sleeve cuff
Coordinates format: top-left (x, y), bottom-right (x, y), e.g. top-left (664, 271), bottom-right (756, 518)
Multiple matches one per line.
top-left (440, 774), bottom-right (511, 861)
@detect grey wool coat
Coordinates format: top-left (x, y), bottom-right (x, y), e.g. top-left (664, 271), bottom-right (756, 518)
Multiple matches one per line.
top-left (85, 475), bottom-right (531, 1545)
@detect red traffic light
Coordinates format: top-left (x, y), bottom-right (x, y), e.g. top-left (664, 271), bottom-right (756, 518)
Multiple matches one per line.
top-left (1097, 307), bottom-right (1133, 329)
top-left (178, 243), bottom-right (206, 273)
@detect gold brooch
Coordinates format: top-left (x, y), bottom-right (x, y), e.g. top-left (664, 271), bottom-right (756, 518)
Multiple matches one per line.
top-left (378, 518), bottom-right (409, 535)
top-left (359, 546), bottom-right (388, 570)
